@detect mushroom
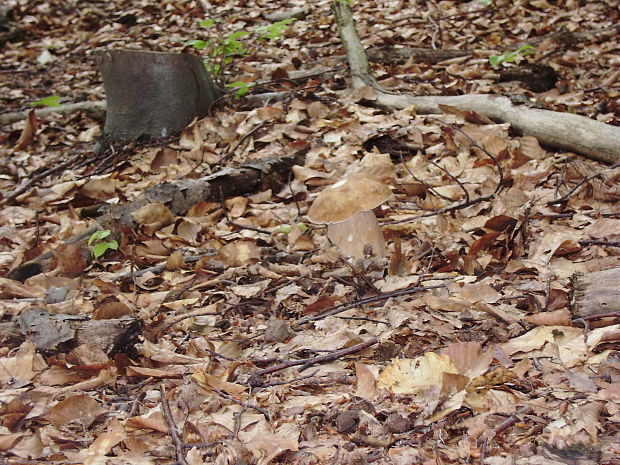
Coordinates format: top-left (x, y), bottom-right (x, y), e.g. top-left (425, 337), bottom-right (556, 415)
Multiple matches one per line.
top-left (307, 174), bottom-right (391, 261)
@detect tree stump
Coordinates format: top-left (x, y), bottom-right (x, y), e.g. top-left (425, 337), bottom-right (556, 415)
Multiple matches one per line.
top-left (0, 308), bottom-right (142, 355)
top-left (570, 267), bottom-right (620, 318)
top-left (96, 49), bottom-right (221, 145)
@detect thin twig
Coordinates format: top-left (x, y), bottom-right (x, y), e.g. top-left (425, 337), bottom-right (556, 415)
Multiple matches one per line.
top-left (256, 370), bottom-right (320, 388)
top-left (572, 311), bottom-right (620, 322)
top-left (160, 385), bottom-right (188, 465)
top-left (295, 284), bottom-right (445, 325)
top-left (181, 441), bottom-right (217, 450)
top-left (579, 240), bottom-right (620, 248)
top-left (547, 161), bottom-right (620, 206)
top-left (427, 159), bottom-right (470, 204)
top-left (479, 437), bottom-right (487, 465)
top-left (398, 153), bottom-right (454, 202)
top-left (157, 304), bottom-right (226, 334)
top-left (477, 406), bottom-right (533, 448)
top-left (435, 119), bottom-right (504, 194)
top-left (2, 153), bottom-right (83, 204)
top-left (337, 316), bottom-right (389, 325)
top-left (213, 388), bottom-right (270, 419)
top-left (298, 337), bottom-right (378, 372)
top-left (218, 121), bottom-right (270, 165)
top-left (547, 172), bottom-right (603, 205)
top-left (543, 273), bottom-right (553, 311)
top-left (384, 194), bottom-right (495, 225)
top-left (429, 1), bottom-right (443, 49)
top-left (253, 337), bottom-right (378, 377)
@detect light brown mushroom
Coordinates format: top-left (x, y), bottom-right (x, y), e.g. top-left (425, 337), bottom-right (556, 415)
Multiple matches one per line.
top-left (307, 174), bottom-right (391, 261)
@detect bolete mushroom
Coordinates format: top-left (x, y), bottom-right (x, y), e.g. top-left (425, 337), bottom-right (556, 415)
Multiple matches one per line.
top-left (307, 174), bottom-right (391, 261)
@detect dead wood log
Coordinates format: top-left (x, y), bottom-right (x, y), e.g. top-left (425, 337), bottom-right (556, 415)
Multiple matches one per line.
top-left (0, 308), bottom-right (142, 355)
top-left (96, 49), bottom-right (221, 145)
top-left (101, 149), bottom-right (305, 229)
top-left (366, 45), bottom-right (471, 64)
top-left (332, 1), bottom-right (620, 165)
top-left (0, 101), bottom-right (107, 125)
top-left (5, 150), bottom-right (306, 282)
top-left (570, 267), bottom-right (620, 319)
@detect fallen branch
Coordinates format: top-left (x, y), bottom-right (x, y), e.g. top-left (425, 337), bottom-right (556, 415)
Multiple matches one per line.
top-left (251, 337), bottom-right (378, 379)
top-left (332, 1), bottom-right (620, 164)
top-left (0, 101), bottom-right (106, 125)
top-left (5, 150), bottom-right (306, 282)
top-left (0, 308), bottom-right (141, 355)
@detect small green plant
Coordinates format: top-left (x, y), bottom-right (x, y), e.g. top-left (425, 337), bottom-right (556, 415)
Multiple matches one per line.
top-left (187, 17), bottom-right (295, 94)
top-left (489, 45), bottom-right (535, 68)
top-left (279, 222), bottom-right (309, 234)
top-left (225, 81), bottom-right (256, 98)
top-left (30, 95), bottom-right (61, 107)
top-left (88, 230), bottom-right (118, 259)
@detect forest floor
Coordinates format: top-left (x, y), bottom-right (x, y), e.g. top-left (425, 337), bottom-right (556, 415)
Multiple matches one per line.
top-left (0, 0), bottom-right (619, 464)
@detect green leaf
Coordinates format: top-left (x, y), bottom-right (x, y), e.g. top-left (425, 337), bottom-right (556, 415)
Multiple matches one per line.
top-left (186, 39), bottom-right (208, 50)
top-left (226, 81), bottom-right (255, 98)
top-left (107, 240), bottom-right (119, 250)
top-left (489, 45), bottom-right (536, 68)
top-left (92, 242), bottom-right (110, 258)
top-left (517, 45), bottom-right (535, 55)
top-left (256, 18), bottom-right (295, 41)
top-left (88, 229), bottom-right (111, 246)
top-left (198, 18), bottom-right (216, 28)
top-left (31, 95), bottom-right (61, 107)
top-left (488, 55), bottom-right (503, 67)
top-left (228, 30), bottom-right (251, 41)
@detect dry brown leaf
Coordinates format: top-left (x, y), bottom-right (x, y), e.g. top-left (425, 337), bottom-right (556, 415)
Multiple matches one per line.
top-left (177, 219), bottom-right (202, 243)
top-left (44, 394), bottom-right (106, 428)
top-left (166, 251), bottom-right (185, 270)
top-left (355, 362), bottom-right (378, 399)
top-left (192, 369), bottom-right (247, 395)
top-left (131, 202), bottom-right (174, 235)
top-left (84, 418), bottom-right (126, 464)
top-left (216, 240), bottom-right (261, 266)
top-left (525, 308), bottom-right (571, 326)
top-left (53, 243), bottom-right (88, 277)
top-left (12, 109), bottom-right (38, 151)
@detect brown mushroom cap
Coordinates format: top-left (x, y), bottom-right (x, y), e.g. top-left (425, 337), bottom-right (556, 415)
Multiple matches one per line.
top-left (307, 174), bottom-right (391, 224)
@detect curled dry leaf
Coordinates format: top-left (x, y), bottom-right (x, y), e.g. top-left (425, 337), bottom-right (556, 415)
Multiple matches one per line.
top-left (216, 240), bottom-right (261, 266)
top-left (12, 109), bottom-right (38, 151)
top-left (44, 394), bottom-right (106, 428)
top-left (131, 202), bottom-right (174, 235)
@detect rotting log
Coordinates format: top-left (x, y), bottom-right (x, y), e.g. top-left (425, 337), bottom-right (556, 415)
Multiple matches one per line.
top-left (332, 1), bottom-right (620, 165)
top-left (102, 149), bottom-right (305, 229)
top-left (96, 49), bottom-right (221, 146)
top-left (0, 308), bottom-right (142, 355)
top-left (5, 150), bottom-right (307, 282)
top-left (0, 101), bottom-right (107, 125)
top-left (570, 267), bottom-right (620, 318)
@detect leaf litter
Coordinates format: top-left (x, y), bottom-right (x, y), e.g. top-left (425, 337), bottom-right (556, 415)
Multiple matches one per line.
top-left (0, 0), bottom-right (619, 464)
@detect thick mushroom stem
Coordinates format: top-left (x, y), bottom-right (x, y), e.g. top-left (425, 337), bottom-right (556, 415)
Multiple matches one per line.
top-left (326, 210), bottom-right (386, 260)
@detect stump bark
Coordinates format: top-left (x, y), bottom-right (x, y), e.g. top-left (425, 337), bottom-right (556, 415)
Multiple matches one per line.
top-left (0, 308), bottom-right (142, 355)
top-left (571, 267), bottom-right (620, 318)
top-left (97, 49), bottom-right (221, 145)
